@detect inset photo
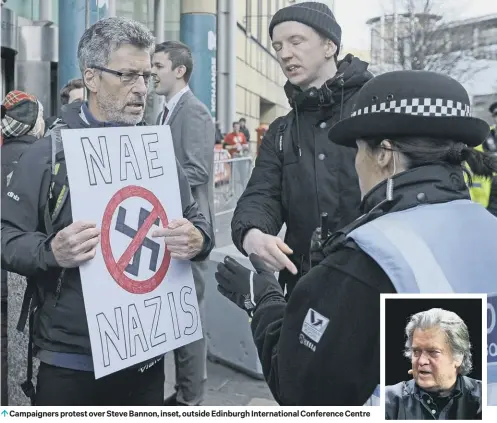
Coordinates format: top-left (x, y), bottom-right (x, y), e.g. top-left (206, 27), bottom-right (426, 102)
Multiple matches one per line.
top-left (382, 295), bottom-right (485, 420)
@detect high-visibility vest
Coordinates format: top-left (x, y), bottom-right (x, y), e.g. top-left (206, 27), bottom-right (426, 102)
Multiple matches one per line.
top-left (466, 144), bottom-right (493, 208)
top-left (347, 199), bottom-right (497, 406)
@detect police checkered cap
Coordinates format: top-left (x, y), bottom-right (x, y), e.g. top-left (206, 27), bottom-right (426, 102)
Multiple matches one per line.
top-left (351, 98), bottom-right (471, 118)
top-left (328, 70), bottom-right (490, 148)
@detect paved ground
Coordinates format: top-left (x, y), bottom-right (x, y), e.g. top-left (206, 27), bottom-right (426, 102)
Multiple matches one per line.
top-left (164, 354), bottom-right (276, 406)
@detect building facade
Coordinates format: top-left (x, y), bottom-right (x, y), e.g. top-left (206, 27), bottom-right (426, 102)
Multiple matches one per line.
top-left (367, 12), bottom-right (497, 123)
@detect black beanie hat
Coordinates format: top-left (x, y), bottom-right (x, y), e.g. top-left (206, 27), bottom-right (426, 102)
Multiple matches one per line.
top-left (269, 2), bottom-right (342, 55)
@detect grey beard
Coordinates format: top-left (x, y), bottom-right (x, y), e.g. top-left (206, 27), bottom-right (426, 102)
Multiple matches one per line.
top-left (96, 97), bottom-right (143, 125)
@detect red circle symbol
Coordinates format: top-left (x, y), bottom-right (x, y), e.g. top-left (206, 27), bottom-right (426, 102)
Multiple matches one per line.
top-left (101, 186), bottom-right (171, 294)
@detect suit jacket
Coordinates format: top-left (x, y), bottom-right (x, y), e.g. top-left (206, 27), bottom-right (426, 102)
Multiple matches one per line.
top-left (157, 90), bottom-right (215, 234)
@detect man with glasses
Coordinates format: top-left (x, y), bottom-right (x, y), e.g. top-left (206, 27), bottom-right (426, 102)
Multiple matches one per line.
top-left (1, 17), bottom-right (214, 406)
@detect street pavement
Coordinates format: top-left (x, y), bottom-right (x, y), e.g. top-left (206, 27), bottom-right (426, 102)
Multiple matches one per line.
top-left (163, 353), bottom-right (277, 406)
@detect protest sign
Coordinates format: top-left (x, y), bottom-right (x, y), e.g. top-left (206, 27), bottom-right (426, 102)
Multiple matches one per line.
top-left (61, 125), bottom-right (202, 378)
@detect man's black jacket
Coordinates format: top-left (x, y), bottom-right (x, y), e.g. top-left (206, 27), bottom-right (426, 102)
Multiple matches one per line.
top-left (385, 376), bottom-right (482, 420)
top-left (231, 55), bottom-right (373, 295)
top-left (1, 102), bottom-right (214, 356)
top-left (1, 134), bottom-right (38, 194)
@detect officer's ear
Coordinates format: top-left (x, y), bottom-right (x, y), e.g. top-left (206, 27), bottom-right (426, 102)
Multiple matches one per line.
top-left (377, 139), bottom-right (394, 171)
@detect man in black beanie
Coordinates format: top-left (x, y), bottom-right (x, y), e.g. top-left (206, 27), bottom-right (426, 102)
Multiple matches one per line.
top-left (232, 2), bottom-right (373, 296)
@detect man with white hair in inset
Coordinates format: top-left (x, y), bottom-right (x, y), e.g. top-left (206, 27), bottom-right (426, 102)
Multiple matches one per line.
top-left (385, 308), bottom-right (482, 420)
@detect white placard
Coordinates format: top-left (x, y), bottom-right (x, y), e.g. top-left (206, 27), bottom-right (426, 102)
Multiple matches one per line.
top-left (61, 125), bottom-right (202, 378)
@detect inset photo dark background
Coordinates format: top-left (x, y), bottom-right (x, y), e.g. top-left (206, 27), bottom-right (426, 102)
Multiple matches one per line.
top-left (385, 298), bottom-right (483, 386)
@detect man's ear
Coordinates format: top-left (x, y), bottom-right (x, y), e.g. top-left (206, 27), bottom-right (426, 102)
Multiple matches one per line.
top-left (325, 40), bottom-right (338, 59)
top-left (175, 65), bottom-right (187, 81)
top-left (84, 69), bottom-right (98, 94)
top-left (454, 358), bottom-right (463, 370)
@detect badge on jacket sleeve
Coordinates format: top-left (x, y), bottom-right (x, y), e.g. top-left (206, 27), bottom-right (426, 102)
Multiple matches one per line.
top-left (300, 308), bottom-right (330, 350)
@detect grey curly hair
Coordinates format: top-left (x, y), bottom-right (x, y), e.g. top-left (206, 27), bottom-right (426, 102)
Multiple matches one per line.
top-left (404, 308), bottom-right (472, 375)
top-left (77, 17), bottom-right (155, 75)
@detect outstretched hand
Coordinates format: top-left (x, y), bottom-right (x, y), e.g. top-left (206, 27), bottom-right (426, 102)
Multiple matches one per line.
top-left (215, 254), bottom-right (284, 315)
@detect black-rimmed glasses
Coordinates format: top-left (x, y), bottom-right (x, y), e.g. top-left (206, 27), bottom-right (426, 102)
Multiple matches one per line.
top-left (91, 65), bottom-right (152, 86)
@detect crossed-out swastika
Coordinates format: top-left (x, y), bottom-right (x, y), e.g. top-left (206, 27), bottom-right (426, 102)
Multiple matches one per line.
top-left (115, 206), bottom-right (160, 277)
top-left (101, 186), bottom-right (171, 294)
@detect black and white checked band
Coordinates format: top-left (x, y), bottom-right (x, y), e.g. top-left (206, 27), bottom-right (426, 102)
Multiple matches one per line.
top-left (351, 98), bottom-right (471, 118)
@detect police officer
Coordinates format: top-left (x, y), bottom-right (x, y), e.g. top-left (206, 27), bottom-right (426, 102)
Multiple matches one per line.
top-left (467, 101), bottom-right (497, 216)
top-left (489, 101), bottom-right (497, 142)
top-left (214, 70), bottom-right (497, 406)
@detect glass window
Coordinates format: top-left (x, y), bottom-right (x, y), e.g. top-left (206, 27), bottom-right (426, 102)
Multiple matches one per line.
top-left (5, 0), bottom-right (36, 20)
top-left (257, 0), bottom-right (263, 42)
top-left (266, 0), bottom-right (272, 50)
top-left (246, 0), bottom-right (252, 35)
top-left (479, 26), bottom-right (497, 47)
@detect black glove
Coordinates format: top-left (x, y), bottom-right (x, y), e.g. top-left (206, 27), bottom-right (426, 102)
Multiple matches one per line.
top-left (215, 254), bottom-right (284, 315)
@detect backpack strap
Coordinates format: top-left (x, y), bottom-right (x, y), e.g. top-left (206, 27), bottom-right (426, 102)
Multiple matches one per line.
top-left (20, 310), bottom-right (36, 405)
top-left (44, 125), bottom-right (68, 234)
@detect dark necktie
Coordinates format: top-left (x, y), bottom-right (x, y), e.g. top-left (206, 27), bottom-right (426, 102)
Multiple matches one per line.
top-left (161, 106), bottom-right (169, 125)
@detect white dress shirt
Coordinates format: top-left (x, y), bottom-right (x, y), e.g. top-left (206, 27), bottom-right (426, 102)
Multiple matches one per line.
top-left (163, 85), bottom-right (190, 125)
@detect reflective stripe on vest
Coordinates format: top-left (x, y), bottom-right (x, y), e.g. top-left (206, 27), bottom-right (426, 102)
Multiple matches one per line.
top-left (348, 199), bottom-right (497, 406)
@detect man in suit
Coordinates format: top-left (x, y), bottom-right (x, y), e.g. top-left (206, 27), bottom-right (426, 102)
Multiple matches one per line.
top-left (152, 40), bottom-right (215, 406)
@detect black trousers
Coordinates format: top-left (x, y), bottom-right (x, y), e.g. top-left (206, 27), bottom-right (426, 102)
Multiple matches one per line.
top-left (35, 359), bottom-right (165, 406)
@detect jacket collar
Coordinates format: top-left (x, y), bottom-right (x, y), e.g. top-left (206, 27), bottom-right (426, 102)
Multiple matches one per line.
top-left (284, 54), bottom-right (372, 112)
top-left (360, 164), bottom-right (470, 216)
top-left (59, 101), bottom-right (145, 129)
top-left (166, 88), bottom-right (192, 124)
top-left (81, 102), bottom-right (132, 127)
top-left (406, 376), bottom-right (463, 400)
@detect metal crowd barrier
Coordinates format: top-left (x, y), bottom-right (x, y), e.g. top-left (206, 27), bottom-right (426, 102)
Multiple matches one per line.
top-left (213, 155), bottom-right (252, 216)
top-left (212, 153), bottom-right (253, 248)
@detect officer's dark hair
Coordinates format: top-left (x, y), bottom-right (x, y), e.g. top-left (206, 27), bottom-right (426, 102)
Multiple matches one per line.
top-left (233, 121), bottom-right (240, 127)
top-left (155, 41), bottom-right (193, 82)
top-left (363, 137), bottom-right (497, 180)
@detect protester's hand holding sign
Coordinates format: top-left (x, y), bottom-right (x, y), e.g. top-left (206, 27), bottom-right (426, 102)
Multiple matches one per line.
top-left (243, 228), bottom-right (298, 274)
top-left (152, 218), bottom-right (204, 260)
top-left (51, 221), bottom-right (100, 268)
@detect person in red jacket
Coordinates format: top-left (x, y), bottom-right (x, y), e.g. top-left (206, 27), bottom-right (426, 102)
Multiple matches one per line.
top-left (223, 121), bottom-right (248, 157)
